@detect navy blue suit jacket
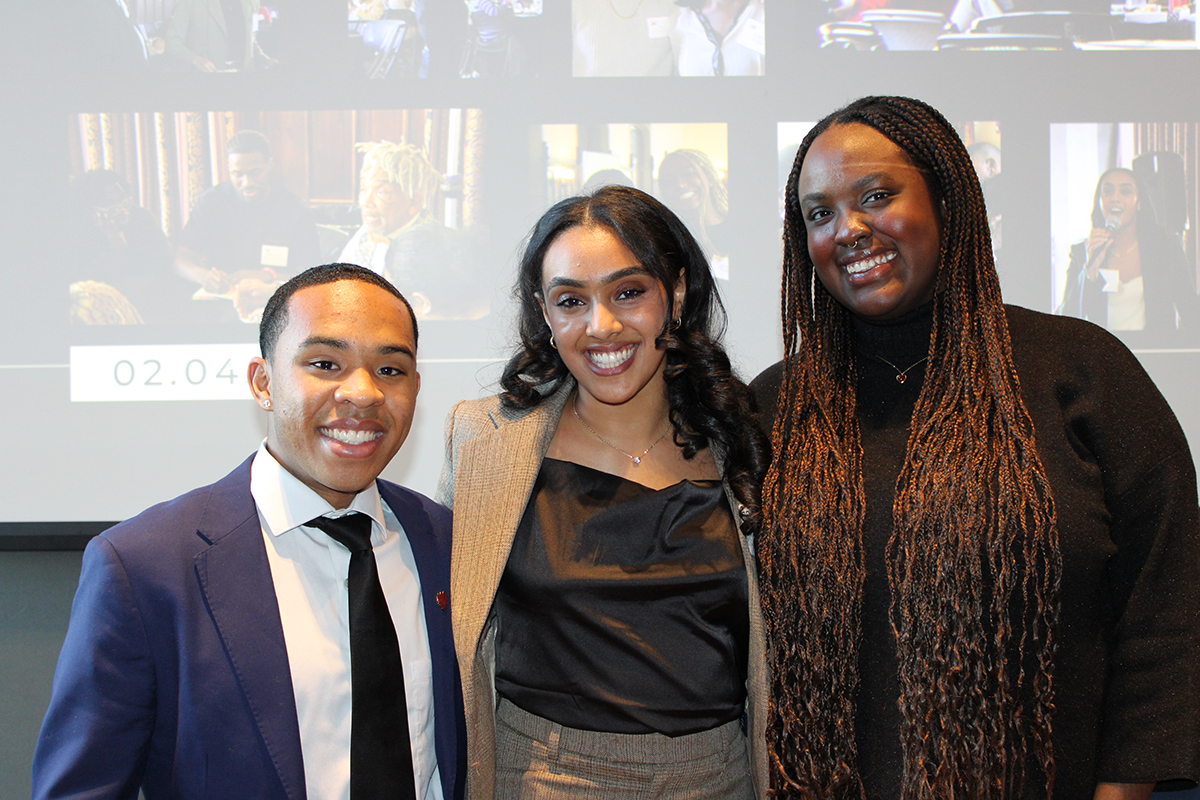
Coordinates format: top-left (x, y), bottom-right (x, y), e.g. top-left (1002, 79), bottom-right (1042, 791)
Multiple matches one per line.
top-left (32, 456), bottom-right (465, 800)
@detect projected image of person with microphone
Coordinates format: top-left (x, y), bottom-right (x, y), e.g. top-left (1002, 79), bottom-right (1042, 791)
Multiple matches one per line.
top-left (1058, 167), bottom-right (1199, 342)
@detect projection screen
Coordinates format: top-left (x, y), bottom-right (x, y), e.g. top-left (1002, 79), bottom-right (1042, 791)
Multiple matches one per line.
top-left (2, 0), bottom-right (1198, 545)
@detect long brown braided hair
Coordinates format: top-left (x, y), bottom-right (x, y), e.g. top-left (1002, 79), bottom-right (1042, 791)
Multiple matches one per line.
top-left (761, 96), bottom-right (1061, 799)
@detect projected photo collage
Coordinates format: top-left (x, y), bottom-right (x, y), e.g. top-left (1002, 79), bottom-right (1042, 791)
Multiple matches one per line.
top-left (66, 110), bottom-right (1200, 355)
top-left (82, 0), bottom-right (1197, 82)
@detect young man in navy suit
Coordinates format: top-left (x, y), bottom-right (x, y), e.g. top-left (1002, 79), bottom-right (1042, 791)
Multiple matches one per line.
top-left (33, 263), bottom-right (464, 800)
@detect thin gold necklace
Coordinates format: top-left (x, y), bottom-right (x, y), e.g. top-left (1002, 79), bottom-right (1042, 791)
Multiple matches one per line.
top-left (873, 354), bottom-right (929, 384)
top-left (572, 399), bottom-right (669, 465)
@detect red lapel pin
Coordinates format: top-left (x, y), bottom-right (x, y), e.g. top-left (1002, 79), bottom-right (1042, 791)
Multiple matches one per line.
top-left (436, 591), bottom-right (448, 610)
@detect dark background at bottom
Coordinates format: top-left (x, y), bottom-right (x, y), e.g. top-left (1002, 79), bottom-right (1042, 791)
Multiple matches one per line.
top-left (2, 550), bottom-right (1197, 800)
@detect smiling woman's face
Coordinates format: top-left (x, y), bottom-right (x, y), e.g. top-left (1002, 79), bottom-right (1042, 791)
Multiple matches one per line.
top-left (539, 224), bottom-right (682, 409)
top-left (797, 123), bottom-right (942, 321)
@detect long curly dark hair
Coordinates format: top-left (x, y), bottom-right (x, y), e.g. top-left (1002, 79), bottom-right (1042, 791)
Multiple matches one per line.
top-left (500, 184), bottom-right (768, 532)
top-left (761, 96), bottom-right (1061, 799)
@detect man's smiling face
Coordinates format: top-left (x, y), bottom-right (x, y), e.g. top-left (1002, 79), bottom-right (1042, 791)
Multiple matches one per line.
top-left (249, 279), bottom-right (420, 508)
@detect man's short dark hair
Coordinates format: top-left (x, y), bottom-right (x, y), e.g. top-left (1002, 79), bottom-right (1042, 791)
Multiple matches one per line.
top-left (259, 264), bottom-right (419, 362)
top-left (227, 130), bottom-right (272, 160)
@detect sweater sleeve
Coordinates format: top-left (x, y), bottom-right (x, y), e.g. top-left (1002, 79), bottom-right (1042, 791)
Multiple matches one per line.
top-left (1057, 319), bottom-right (1200, 788)
top-left (1097, 443), bottom-right (1200, 788)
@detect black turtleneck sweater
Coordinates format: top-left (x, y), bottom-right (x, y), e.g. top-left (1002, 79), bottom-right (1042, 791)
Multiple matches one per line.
top-left (751, 304), bottom-right (1200, 799)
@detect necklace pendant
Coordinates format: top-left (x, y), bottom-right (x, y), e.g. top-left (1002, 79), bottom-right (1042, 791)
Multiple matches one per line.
top-left (632, 456), bottom-right (642, 465)
top-left (896, 374), bottom-right (907, 384)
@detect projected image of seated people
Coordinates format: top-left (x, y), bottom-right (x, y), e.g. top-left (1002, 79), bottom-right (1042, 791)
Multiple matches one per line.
top-left (573, 0), bottom-right (765, 76)
top-left (66, 169), bottom-right (193, 326)
top-left (1052, 123), bottom-right (1200, 346)
top-left (68, 109), bottom-right (489, 328)
top-left (337, 141), bottom-right (488, 319)
top-left (65, 125), bottom-right (320, 326)
top-left (174, 131), bottom-right (322, 323)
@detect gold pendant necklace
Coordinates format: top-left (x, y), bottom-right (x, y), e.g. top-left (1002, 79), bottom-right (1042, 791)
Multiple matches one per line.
top-left (873, 354), bottom-right (929, 384)
top-left (572, 399), bottom-right (668, 465)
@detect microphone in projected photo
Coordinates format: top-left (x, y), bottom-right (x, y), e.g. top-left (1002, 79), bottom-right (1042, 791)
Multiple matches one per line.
top-left (1083, 216), bottom-right (1122, 295)
top-left (1087, 214), bottom-right (1121, 272)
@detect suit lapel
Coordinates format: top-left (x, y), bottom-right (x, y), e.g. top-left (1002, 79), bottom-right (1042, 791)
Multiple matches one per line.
top-left (451, 384), bottom-right (570, 663)
top-left (380, 483), bottom-right (451, 640)
top-left (382, 484), bottom-right (442, 588)
top-left (193, 462), bottom-right (306, 800)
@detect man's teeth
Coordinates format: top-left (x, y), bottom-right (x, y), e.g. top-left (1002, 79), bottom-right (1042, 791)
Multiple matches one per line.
top-left (588, 346), bottom-right (635, 369)
top-left (846, 251), bottom-right (897, 275)
top-left (321, 428), bottom-right (382, 445)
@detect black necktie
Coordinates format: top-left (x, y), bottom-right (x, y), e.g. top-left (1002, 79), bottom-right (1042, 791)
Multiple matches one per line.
top-left (307, 513), bottom-right (417, 800)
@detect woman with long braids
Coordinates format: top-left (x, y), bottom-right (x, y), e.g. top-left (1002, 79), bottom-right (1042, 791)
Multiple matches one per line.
top-left (439, 185), bottom-right (770, 799)
top-left (753, 96), bottom-right (1200, 800)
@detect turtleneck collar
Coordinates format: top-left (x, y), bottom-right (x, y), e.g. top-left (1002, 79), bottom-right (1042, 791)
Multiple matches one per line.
top-left (850, 302), bottom-right (933, 363)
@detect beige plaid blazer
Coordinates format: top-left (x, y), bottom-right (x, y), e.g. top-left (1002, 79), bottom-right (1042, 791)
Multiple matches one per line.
top-left (436, 380), bottom-right (769, 800)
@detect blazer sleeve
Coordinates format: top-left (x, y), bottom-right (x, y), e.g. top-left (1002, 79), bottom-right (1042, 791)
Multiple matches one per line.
top-left (1058, 241), bottom-right (1106, 325)
top-left (32, 536), bottom-right (157, 800)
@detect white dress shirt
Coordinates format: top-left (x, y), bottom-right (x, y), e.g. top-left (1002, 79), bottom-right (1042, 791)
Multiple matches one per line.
top-left (250, 444), bottom-right (443, 800)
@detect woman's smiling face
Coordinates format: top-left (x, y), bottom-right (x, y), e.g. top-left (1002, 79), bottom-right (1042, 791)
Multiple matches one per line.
top-left (797, 123), bottom-right (943, 321)
top-left (539, 224), bottom-right (682, 409)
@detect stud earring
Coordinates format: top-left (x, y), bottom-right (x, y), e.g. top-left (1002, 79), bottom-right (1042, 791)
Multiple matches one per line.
top-left (263, 399), bottom-right (272, 409)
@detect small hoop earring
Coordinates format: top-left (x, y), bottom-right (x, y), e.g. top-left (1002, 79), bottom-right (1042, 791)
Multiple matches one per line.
top-left (549, 336), bottom-right (557, 350)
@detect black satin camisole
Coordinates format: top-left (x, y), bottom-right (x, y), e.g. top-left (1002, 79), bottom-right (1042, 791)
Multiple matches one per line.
top-left (494, 458), bottom-right (749, 736)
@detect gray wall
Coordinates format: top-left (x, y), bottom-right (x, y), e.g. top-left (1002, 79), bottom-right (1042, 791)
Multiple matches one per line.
top-left (1, 552), bottom-right (80, 800)
top-left (4, 551), bottom-right (1199, 799)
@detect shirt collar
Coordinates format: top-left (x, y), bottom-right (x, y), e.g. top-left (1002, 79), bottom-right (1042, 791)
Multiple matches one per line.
top-left (250, 442), bottom-right (387, 546)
